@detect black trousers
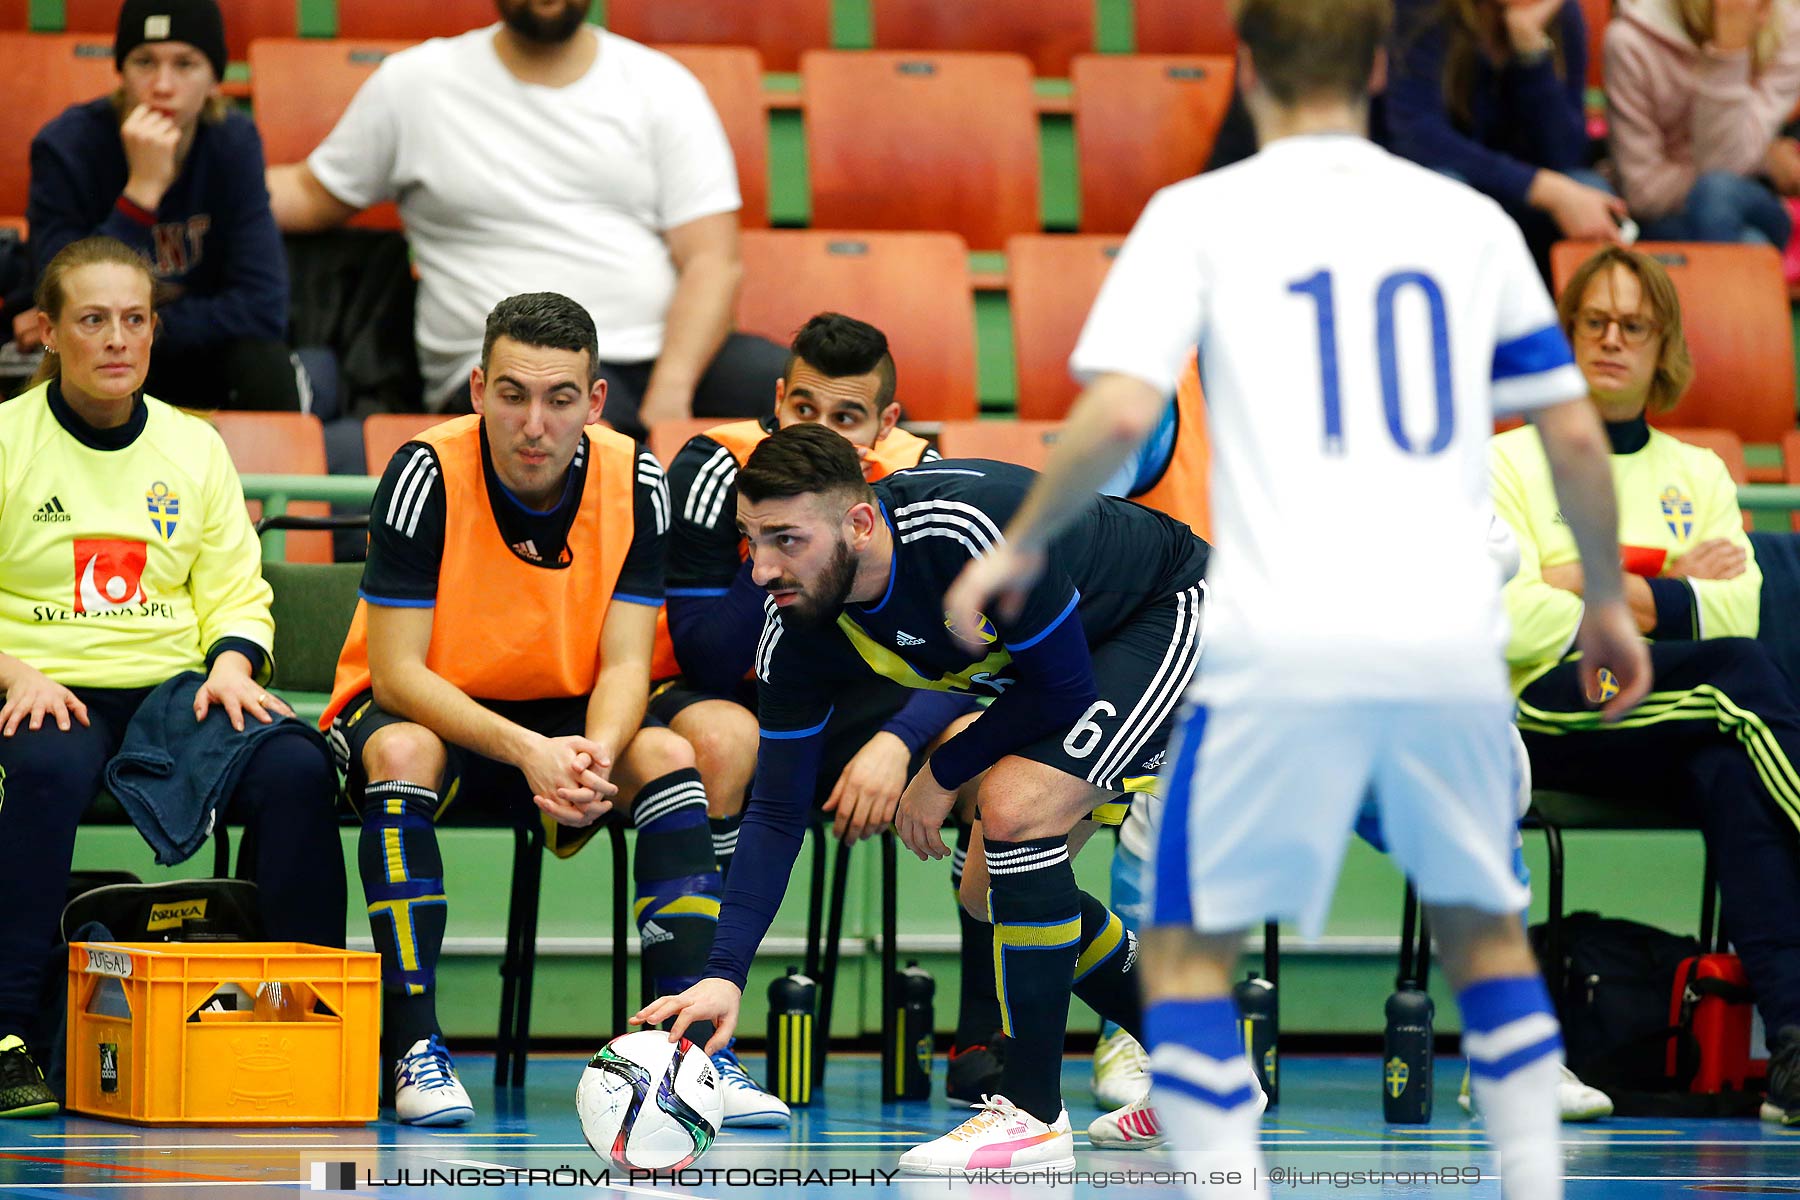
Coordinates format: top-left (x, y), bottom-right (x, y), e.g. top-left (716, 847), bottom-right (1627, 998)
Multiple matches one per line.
top-left (597, 332), bottom-right (785, 440)
top-left (1518, 637), bottom-right (1800, 1038)
top-left (0, 685), bottom-right (347, 1040)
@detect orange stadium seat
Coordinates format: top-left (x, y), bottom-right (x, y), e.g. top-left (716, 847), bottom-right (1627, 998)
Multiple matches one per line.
top-left (654, 44), bottom-right (769, 228)
top-left (210, 411), bottom-right (333, 563)
top-left (249, 38), bottom-right (410, 231)
top-left (0, 34), bottom-right (117, 218)
top-left (1072, 54), bottom-right (1234, 234)
top-left (1581, 0), bottom-right (1610, 88)
top-left (334, 0), bottom-right (493, 41)
top-left (1785, 429), bottom-right (1800, 532)
top-left (605, 0), bottom-right (830, 73)
top-left (0, 0), bottom-right (28, 29)
top-left (1135, 0), bottom-right (1236, 55)
top-left (361, 412), bottom-right (456, 476)
top-left (64, 0), bottom-right (295, 62)
top-left (1551, 241), bottom-right (1796, 444)
top-left (869, 0), bottom-right (1093, 78)
top-left (1006, 234), bottom-right (1123, 420)
top-left (802, 50), bottom-right (1039, 251)
top-left (737, 229), bottom-right (977, 421)
top-left (936, 419), bottom-right (1062, 470)
top-left (648, 417), bottom-right (722, 469)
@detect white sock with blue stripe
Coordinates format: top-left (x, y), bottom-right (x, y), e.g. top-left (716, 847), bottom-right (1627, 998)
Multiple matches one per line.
top-left (1460, 976), bottom-right (1564, 1199)
top-left (1146, 998), bottom-right (1269, 1198)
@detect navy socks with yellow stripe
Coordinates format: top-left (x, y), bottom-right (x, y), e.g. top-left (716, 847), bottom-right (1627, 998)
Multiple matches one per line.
top-left (358, 781), bottom-right (448, 1058)
top-left (987, 834), bottom-right (1136, 1122)
top-left (633, 770), bottom-right (723, 1048)
top-left (951, 829), bottom-right (1004, 1050)
top-left (1072, 891), bottom-right (1142, 1038)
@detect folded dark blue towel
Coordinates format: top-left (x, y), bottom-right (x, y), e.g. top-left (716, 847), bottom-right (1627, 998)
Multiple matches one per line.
top-left (104, 671), bottom-right (329, 865)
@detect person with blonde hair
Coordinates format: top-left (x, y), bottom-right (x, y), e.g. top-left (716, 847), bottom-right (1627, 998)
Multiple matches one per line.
top-left (1607, 0), bottom-right (1800, 243)
top-left (1492, 245), bottom-right (1800, 1125)
top-left (0, 236), bottom-right (344, 1119)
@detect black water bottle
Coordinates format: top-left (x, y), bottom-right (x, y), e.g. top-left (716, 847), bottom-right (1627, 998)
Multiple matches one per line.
top-left (766, 968), bottom-right (815, 1106)
top-left (1232, 974), bottom-right (1279, 1105)
top-left (1383, 988), bottom-right (1435, 1123)
top-left (884, 961), bottom-right (935, 1100)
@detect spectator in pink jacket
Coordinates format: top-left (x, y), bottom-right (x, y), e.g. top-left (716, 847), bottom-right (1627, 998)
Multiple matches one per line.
top-left (1606, 0), bottom-right (1800, 245)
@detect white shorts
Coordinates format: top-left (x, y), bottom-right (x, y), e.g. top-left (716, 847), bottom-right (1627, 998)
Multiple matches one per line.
top-left (1150, 699), bottom-right (1530, 938)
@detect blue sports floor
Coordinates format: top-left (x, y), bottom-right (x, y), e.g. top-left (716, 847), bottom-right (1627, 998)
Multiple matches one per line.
top-left (2, 1053), bottom-right (1797, 1198)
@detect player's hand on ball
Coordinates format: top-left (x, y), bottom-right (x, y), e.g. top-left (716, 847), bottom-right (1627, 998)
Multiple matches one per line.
top-left (894, 762), bottom-right (956, 860)
top-left (824, 731), bottom-right (911, 844)
top-left (631, 978), bottom-right (742, 1055)
top-left (945, 544), bottom-right (1045, 649)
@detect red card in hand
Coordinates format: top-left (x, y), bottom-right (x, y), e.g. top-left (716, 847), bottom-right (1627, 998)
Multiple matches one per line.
top-left (1620, 545), bottom-right (1668, 577)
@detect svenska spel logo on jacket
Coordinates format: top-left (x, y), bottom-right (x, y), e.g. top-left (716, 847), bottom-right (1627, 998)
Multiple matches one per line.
top-left (73, 539), bottom-right (148, 614)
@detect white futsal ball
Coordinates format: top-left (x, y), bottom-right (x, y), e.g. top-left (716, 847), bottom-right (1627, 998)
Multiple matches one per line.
top-left (576, 1031), bottom-right (723, 1170)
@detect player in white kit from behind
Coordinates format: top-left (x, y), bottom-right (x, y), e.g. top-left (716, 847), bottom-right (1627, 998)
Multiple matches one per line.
top-left (946, 1), bottom-right (1651, 1196)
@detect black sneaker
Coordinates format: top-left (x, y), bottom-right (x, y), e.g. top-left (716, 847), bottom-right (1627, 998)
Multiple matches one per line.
top-left (0, 1035), bottom-right (57, 1118)
top-left (1762, 1025), bottom-right (1800, 1126)
top-left (945, 1035), bottom-right (1006, 1104)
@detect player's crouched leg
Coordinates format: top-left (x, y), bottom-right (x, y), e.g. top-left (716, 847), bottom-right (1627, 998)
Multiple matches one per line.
top-left (618, 726), bottom-right (789, 1128)
top-left (665, 697), bottom-right (758, 881)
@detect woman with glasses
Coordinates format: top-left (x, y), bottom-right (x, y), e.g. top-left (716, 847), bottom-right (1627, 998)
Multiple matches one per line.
top-left (1489, 244), bottom-right (1800, 1122)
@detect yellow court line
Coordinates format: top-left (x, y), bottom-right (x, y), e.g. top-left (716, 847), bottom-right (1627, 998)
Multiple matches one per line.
top-left (428, 1132), bottom-right (536, 1138)
top-left (236, 1133), bottom-right (329, 1139)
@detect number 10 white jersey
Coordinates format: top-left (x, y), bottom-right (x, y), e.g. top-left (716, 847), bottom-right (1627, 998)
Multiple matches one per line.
top-left (1071, 134), bottom-right (1587, 706)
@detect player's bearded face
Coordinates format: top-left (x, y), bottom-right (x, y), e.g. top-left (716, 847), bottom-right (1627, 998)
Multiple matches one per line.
top-left (498, 0), bottom-right (589, 44)
top-left (768, 535), bottom-right (858, 628)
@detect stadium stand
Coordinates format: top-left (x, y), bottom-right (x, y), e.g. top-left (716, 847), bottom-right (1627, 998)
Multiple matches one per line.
top-left (210, 411), bottom-right (335, 563)
top-left (604, 0), bottom-right (831, 73)
top-left (1134, 0), bottom-right (1237, 55)
top-left (801, 50), bottom-right (1039, 251)
top-left (0, 0), bottom-right (27, 29)
top-left (868, 0), bottom-right (1094, 78)
top-left (936, 418), bottom-right (1062, 468)
top-left (655, 44), bottom-right (770, 228)
top-left (648, 416), bottom-right (719, 469)
top-left (1071, 53), bottom-right (1236, 234)
top-left (0, 34), bottom-right (117, 222)
top-left (333, 0), bottom-right (494, 41)
top-left (737, 229), bottom-right (979, 420)
top-left (249, 37), bottom-right (410, 231)
top-left (361, 412), bottom-right (456, 477)
top-left (1005, 233), bottom-right (1124, 420)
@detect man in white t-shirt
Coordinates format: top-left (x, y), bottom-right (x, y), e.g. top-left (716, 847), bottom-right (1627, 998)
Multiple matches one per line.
top-left (946, 1), bottom-right (1651, 1195)
top-left (266, 0), bottom-right (784, 438)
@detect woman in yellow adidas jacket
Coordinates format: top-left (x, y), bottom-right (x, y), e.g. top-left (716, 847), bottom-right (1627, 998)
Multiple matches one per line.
top-left (0, 237), bottom-right (344, 1118)
top-left (1491, 244), bottom-right (1800, 1121)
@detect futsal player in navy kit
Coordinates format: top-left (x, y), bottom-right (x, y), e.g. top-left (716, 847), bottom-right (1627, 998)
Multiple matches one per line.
top-left (635, 423), bottom-right (1210, 1172)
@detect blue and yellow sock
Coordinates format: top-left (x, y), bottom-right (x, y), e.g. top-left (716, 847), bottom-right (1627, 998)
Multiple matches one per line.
top-left (357, 780), bottom-right (447, 1057)
top-left (986, 834), bottom-right (1081, 1123)
top-left (951, 828), bottom-right (1002, 1049)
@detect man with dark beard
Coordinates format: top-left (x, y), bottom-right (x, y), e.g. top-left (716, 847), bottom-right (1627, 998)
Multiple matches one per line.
top-left (264, 0), bottom-right (784, 436)
top-left (635, 424), bottom-right (1215, 1173)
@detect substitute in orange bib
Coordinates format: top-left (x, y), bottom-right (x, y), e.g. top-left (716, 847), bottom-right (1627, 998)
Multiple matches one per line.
top-left (322, 292), bottom-right (787, 1128)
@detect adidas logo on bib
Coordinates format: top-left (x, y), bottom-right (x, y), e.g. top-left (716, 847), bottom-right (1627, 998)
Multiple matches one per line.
top-left (895, 630), bottom-right (926, 647)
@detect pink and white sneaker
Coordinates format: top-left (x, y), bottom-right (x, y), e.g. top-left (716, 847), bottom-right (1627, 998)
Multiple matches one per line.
top-left (1087, 1096), bottom-right (1165, 1149)
top-left (897, 1094), bottom-right (1075, 1175)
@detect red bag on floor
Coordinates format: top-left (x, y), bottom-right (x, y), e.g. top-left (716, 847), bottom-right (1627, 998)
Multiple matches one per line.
top-left (1667, 955), bottom-right (1769, 1094)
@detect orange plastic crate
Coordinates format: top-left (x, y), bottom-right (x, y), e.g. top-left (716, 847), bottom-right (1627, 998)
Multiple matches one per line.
top-left (67, 941), bottom-right (380, 1125)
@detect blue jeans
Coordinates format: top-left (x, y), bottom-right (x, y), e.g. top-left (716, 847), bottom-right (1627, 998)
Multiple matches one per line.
top-left (1640, 170), bottom-right (1792, 246)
